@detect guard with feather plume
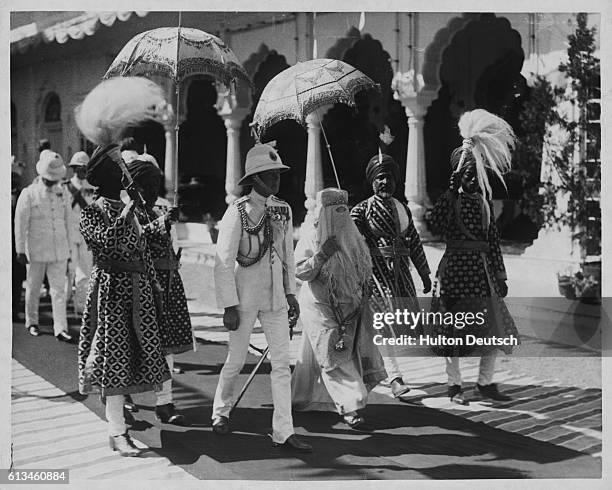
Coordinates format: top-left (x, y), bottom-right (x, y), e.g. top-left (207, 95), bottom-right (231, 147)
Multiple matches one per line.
top-left (75, 76), bottom-right (173, 456)
top-left (427, 108), bottom-right (520, 406)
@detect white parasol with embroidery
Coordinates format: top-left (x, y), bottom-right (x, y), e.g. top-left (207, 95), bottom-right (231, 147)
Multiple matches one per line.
top-left (252, 58), bottom-right (378, 187)
top-left (104, 20), bottom-right (252, 203)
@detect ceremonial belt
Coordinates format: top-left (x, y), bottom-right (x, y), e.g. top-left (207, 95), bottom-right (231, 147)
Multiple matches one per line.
top-left (91, 258), bottom-right (146, 347)
top-left (95, 258), bottom-right (146, 272)
top-left (369, 245), bottom-right (411, 258)
top-left (153, 258), bottom-right (180, 270)
top-left (445, 240), bottom-right (489, 252)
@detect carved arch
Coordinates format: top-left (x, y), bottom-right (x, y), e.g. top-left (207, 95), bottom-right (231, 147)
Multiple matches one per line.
top-left (421, 13), bottom-right (482, 93)
top-left (325, 27), bottom-right (361, 61)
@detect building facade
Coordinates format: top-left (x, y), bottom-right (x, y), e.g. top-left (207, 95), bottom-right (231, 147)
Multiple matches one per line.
top-left (10, 11), bottom-right (600, 236)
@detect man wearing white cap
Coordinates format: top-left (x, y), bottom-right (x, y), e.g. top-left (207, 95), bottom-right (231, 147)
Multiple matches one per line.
top-left (15, 150), bottom-right (73, 341)
top-left (63, 151), bottom-right (95, 314)
top-left (212, 142), bottom-right (312, 453)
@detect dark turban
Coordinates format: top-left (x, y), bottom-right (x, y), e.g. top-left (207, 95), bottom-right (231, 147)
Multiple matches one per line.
top-left (126, 158), bottom-right (162, 183)
top-left (365, 153), bottom-right (400, 184)
top-left (86, 144), bottom-right (123, 188)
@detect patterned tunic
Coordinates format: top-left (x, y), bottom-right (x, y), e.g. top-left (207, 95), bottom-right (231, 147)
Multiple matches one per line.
top-left (137, 205), bottom-right (193, 355)
top-left (351, 196), bottom-right (430, 336)
top-left (78, 197), bottom-right (170, 396)
top-left (427, 190), bottom-right (519, 356)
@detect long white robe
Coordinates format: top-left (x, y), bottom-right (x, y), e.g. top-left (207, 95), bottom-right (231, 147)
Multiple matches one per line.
top-left (291, 231), bottom-right (386, 414)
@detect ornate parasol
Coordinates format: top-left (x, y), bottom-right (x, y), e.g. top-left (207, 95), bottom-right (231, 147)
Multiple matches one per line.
top-left (104, 22), bottom-right (252, 203)
top-left (252, 59), bottom-right (378, 186)
top-left (104, 26), bottom-right (251, 86)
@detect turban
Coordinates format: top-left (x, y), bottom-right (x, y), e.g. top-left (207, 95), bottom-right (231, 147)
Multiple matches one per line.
top-left (126, 158), bottom-right (162, 183)
top-left (86, 144), bottom-right (123, 188)
top-left (365, 153), bottom-right (400, 184)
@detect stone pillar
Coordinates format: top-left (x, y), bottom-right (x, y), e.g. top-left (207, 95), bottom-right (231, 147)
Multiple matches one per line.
top-left (394, 85), bottom-right (437, 240)
top-left (304, 110), bottom-right (325, 223)
top-left (163, 124), bottom-right (175, 202)
top-left (219, 106), bottom-right (250, 205)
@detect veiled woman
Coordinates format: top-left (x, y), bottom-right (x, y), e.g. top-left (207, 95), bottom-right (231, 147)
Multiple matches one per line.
top-left (291, 188), bottom-right (386, 428)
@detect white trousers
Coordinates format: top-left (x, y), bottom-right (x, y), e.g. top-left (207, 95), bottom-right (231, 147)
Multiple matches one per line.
top-left (155, 354), bottom-right (174, 406)
top-left (106, 395), bottom-right (126, 437)
top-left (320, 360), bottom-right (368, 415)
top-left (212, 308), bottom-right (294, 444)
top-left (445, 351), bottom-right (498, 386)
top-left (25, 260), bottom-right (68, 335)
top-left (377, 323), bottom-right (404, 382)
top-left (66, 243), bottom-right (92, 314)
top-left (381, 355), bottom-right (403, 382)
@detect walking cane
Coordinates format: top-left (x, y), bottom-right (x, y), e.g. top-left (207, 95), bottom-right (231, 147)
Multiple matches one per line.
top-left (229, 311), bottom-right (298, 416)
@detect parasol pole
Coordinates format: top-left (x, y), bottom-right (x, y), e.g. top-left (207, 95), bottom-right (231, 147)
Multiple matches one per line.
top-left (173, 11), bottom-right (183, 207)
top-left (316, 108), bottom-right (341, 188)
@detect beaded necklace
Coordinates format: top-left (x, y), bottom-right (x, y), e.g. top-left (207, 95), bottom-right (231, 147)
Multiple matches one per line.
top-left (236, 199), bottom-right (272, 267)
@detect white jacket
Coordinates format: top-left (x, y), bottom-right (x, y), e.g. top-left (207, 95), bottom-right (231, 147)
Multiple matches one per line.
top-left (214, 190), bottom-right (296, 312)
top-left (14, 178), bottom-right (72, 262)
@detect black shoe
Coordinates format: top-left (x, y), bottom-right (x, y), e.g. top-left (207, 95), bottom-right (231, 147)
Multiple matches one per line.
top-left (476, 383), bottom-right (512, 401)
top-left (342, 413), bottom-right (366, 429)
top-left (273, 434), bottom-right (312, 453)
top-left (212, 416), bottom-right (230, 435)
top-left (155, 403), bottom-right (186, 426)
top-left (108, 432), bottom-right (143, 457)
top-left (391, 378), bottom-right (411, 398)
top-left (27, 325), bottom-right (40, 337)
top-left (56, 331), bottom-right (73, 343)
top-left (124, 408), bottom-right (136, 427)
top-left (448, 384), bottom-right (468, 405)
top-left (124, 394), bottom-right (138, 413)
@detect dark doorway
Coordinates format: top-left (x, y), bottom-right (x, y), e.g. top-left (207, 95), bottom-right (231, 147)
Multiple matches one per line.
top-left (322, 33), bottom-right (407, 206)
top-left (178, 78), bottom-right (227, 220)
top-left (424, 14), bottom-right (529, 238)
top-left (242, 50), bottom-right (308, 224)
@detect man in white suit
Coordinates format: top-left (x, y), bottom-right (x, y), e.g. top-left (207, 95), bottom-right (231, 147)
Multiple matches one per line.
top-left (212, 142), bottom-right (311, 453)
top-left (15, 150), bottom-right (73, 341)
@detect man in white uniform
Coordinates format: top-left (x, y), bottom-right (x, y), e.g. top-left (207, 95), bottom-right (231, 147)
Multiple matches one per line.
top-left (64, 151), bottom-right (95, 314)
top-left (212, 143), bottom-right (312, 453)
top-left (15, 150), bottom-right (73, 341)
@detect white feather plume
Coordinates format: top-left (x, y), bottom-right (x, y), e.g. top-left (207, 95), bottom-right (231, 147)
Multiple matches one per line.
top-left (456, 109), bottom-right (516, 200)
top-left (75, 77), bottom-right (172, 146)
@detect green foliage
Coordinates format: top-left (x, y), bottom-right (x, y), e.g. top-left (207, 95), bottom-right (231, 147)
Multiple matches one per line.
top-left (539, 13), bottom-right (601, 257)
top-left (513, 76), bottom-right (556, 227)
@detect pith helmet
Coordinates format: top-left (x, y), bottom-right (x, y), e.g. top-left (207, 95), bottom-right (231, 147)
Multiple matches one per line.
top-left (36, 150), bottom-right (66, 181)
top-left (238, 142), bottom-right (290, 186)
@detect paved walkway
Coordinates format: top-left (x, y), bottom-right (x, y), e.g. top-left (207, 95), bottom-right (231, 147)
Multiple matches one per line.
top-left (193, 327), bottom-right (602, 458)
top-left (10, 261), bottom-right (602, 480)
top-left (11, 359), bottom-right (197, 481)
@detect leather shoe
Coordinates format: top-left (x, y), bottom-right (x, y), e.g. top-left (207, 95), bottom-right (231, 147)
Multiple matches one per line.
top-left (155, 403), bottom-right (186, 426)
top-left (476, 383), bottom-right (511, 401)
top-left (124, 394), bottom-right (138, 412)
top-left (27, 325), bottom-right (40, 337)
top-left (273, 434), bottom-right (312, 453)
top-left (342, 413), bottom-right (366, 429)
top-left (448, 384), bottom-right (468, 405)
top-left (391, 378), bottom-right (411, 398)
top-left (56, 331), bottom-right (73, 343)
top-left (212, 416), bottom-right (230, 435)
top-left (123, 408), bottom-right (136, 427)
top-left (108, 432), bottom-right (143, 457)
